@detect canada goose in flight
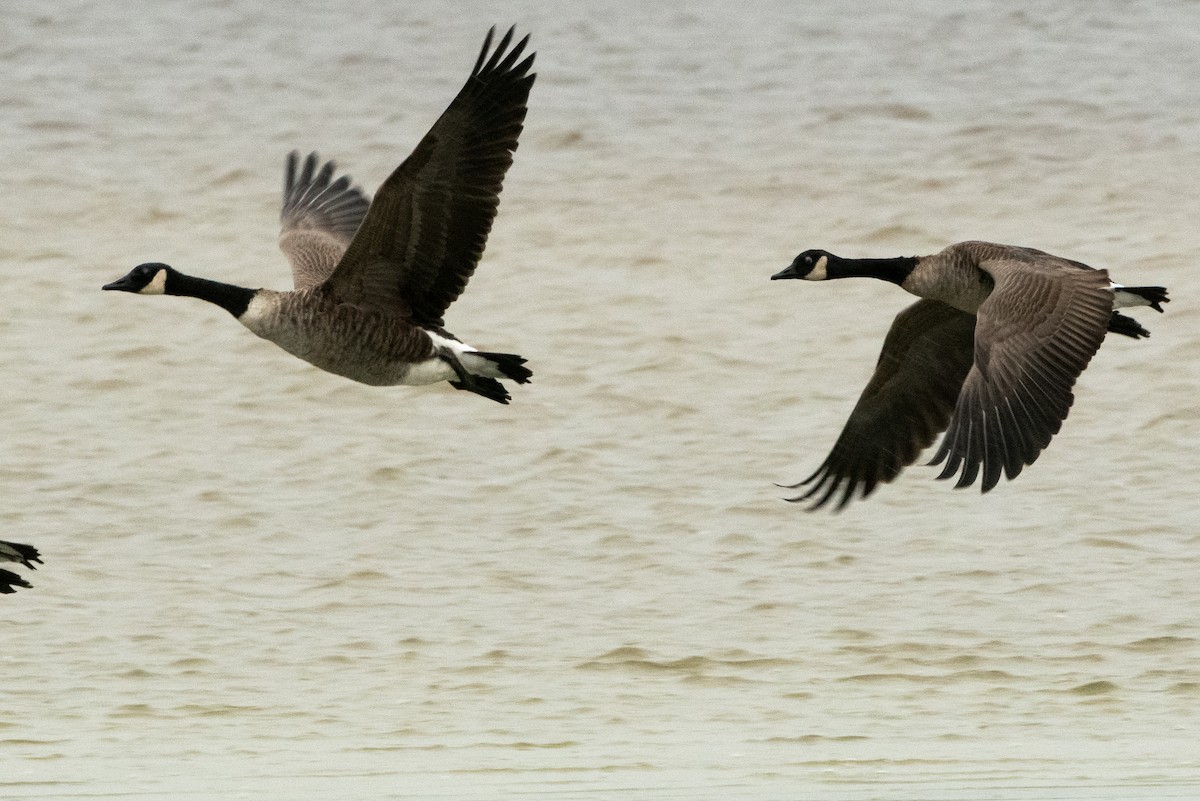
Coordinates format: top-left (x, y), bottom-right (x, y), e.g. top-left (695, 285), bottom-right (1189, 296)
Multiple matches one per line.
top-left (0, 540), bottom-right (41, 594)
top-left (104, 27), bottom-right (535, 404)
top-left (772, 240), bottom-right (1168, 510)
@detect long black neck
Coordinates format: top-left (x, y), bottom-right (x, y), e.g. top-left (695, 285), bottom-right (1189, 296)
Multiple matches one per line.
top-left (166, 272), bottom-right (257, 318)
top-left (829, 255), bottom-right (919, 285)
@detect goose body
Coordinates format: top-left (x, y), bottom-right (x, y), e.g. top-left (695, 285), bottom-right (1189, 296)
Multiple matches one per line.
top-left (772, 240), bottom-right (1169, 509)
top-left (104, 27), bottom-right (535, 404)
top-left (1, 539), bottom-right (41, 594)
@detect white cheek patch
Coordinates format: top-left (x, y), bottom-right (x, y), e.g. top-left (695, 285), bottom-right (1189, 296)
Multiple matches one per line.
top-left (805, 255), bottom-right (828, 280)
top-left (139, 270), bottom-right (168, 295)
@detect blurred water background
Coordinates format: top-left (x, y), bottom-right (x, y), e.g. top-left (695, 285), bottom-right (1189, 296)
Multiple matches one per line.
top-left (2, 1), bottom-right (1198, 798)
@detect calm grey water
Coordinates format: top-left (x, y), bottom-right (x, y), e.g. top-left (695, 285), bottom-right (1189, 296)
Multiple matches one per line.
top-left (2, 1), bottom-right (1198, 798)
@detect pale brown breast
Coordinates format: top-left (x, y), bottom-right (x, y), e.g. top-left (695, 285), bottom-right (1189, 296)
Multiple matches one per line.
top-left (901, 243), bottom-right (996, 313)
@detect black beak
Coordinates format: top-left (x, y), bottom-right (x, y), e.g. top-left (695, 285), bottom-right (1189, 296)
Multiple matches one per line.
top-left (771, 263), bottom-right (800, 280)
top-left (102, 274), bottom-right (139, 292)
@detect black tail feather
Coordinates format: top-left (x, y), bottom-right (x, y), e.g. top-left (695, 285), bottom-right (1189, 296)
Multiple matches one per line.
top-left (476, 351), bottom-right (532, 384)
top-left (1108, 311), bottom-right (1151, 339)
top-left (450, 376), bottom-right (511, 404)
top-left (439, 349), bottom-right (529, 404)
top-left (1122, 285), bottom-right (1169, 313)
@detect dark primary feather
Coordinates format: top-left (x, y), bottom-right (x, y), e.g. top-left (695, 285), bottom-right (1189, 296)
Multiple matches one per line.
top-left (1108, 311), bottom-right (1150, 339)
top-left (929, 258), bottom-right (1112, 491)
top-left (783, 300), bottom-right (976, 510)
top-left (0, 568), bottom-right (31, 594)
top-left (0, 539), bottom-right (41, 570)
top-left (281, 151), bottom-right (371, 242)
top-left (279, 152), bottom-right (371, 289)
top-left (0, 540), bottom-right (41, 595)
top-left (325, 26), bottom-right (536, 326)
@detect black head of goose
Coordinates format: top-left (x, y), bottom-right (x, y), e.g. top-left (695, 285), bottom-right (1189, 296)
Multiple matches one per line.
top-left (104, 27), bottom-right (535, 405)
top-left (1, 539), bottom-right (42, 594)
top-left (772, 240), bottom-right (1169, 510)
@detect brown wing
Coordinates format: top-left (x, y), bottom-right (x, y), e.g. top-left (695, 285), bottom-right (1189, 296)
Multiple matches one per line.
top-left (278, 151), bottom-right (371, 290)
top-left (929, 257), bottom-right (1112, 491)
top-left (322, 27), bottom-right (536, 326)
top-left (785, 300), bottom-right (977, 511)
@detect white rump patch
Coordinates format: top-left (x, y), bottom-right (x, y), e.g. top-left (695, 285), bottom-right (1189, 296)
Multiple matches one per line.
top-left (426, 329), bottom-right (477, 356)
top-left (1108, 283), bottom-right (1150, 309)
top-left (401, 329), bottom-right (483, 386)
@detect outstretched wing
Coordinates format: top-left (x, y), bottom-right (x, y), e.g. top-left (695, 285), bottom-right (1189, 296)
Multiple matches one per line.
top-left (323, 27), bottom-right (536, 327)
top-left (0, 568), bottom-right (32, 594)
top-left (278, 151), bottom-right (371, 290)
top-left (785, 300), bottom-right (977, 510)
top-left (0, 539), bottom-right (41, 570)
top-left (0, 540), bottom-right (41, 595)
top-left (929, 257), bottom-right (1112, 491)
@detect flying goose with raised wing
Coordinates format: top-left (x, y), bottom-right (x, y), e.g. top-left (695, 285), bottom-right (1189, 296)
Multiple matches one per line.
top-left (104, 26), bottom-right (535, 404)
top-left (772, 240), bottom-right (1168, 509)
top-left (1, 539), bottom-right (42, 594)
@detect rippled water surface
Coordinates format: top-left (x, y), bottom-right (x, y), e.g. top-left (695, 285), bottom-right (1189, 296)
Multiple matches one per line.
top-left (2, 1), bottom-right (1198, 798)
